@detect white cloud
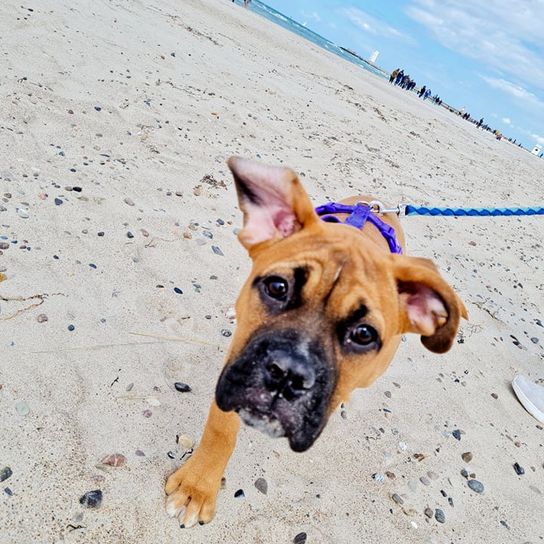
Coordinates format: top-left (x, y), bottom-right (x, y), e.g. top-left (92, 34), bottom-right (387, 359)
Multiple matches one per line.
top-left (342, 7), bottom-right (412, 42)
top-left (502, 117), bottom-right (511, 125)
top-left (532, 134), bottom-right (544, 145)
top-left (300, 10), bottom-right (321, 23)
top-left (406, 0), bottom-right (544, 92)
top-left (481, 76), bottom-right (544, 109)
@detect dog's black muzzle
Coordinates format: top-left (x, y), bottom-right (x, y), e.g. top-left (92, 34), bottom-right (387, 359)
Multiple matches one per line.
top-left (215, 329), bottom-right (336, 452)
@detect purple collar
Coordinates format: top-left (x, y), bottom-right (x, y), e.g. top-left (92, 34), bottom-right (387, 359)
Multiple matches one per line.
top-left (315, 202), bottom-right (403, 254)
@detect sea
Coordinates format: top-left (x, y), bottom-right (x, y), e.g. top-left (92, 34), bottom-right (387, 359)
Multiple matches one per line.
top-left (232, 0), bottom-right (387, 79)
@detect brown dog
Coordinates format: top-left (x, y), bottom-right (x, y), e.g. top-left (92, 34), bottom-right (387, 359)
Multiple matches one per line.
top-left (165, 157), bottom-right (467, 527)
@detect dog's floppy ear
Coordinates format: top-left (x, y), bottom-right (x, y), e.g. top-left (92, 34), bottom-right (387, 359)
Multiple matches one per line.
top-left (227, 156), bottom-right (319, 250)
top-left (392, 255), bottom-right (468, 353)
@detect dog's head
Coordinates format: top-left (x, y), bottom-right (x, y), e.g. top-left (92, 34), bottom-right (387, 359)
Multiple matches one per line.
top-left (215, 157), bottom-right (467, 452)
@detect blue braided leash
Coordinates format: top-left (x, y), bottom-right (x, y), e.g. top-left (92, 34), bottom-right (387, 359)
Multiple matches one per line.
top-left (315, 200), bottom-right (543, 255)
top-left (404, 205), bottom-right (544, 217)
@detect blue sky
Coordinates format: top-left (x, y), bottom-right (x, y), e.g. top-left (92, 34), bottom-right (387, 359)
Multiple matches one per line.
top-left (263, 0), bottom-right (544, 150)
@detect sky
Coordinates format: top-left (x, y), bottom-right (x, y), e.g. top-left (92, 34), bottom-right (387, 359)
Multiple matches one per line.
top-left (263, 0), bottom-right (544, 150)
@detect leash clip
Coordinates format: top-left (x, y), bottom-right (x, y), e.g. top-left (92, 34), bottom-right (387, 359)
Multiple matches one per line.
top-left (364, 200), bottom-right (407, 216)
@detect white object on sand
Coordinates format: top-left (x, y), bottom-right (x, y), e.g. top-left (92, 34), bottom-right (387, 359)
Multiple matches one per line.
top-left (512, 374), bottom-right (544, 423)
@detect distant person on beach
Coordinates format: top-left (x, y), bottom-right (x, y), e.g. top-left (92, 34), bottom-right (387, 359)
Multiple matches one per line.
top-left (389, 68), bottom-right (400, 83)
top-left (395, 70), bottom-right (404, 85)
top-left (424, 88), bottom-right (431, 100)
top-left (418, 85), bottom-right (426, 98)
top-left (477, 118), bottom-right (484, 128)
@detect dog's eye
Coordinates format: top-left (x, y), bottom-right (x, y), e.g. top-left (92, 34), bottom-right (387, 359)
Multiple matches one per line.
top-left (348, 324), bottom-right (378, 347)
top-left (263, 276), bottom-right (289, 300)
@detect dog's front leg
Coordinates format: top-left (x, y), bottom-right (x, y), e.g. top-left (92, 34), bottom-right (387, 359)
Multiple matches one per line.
top-left (165, 401), bottom-right (240, 527)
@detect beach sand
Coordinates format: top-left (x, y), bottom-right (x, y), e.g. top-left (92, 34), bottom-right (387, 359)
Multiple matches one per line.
top-left (1, 0), bottom-right (543, 542)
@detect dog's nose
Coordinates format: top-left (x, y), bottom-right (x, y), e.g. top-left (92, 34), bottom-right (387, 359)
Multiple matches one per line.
top-left (264, 350), bottom-right (316, 401)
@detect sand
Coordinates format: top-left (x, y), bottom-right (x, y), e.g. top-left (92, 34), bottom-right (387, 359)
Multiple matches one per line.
top-left (0, 0), bottom-right (543, 542)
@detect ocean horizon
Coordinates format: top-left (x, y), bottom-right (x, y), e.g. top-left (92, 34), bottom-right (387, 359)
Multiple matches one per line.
top-left (237, 0), bottom-right (387, 79)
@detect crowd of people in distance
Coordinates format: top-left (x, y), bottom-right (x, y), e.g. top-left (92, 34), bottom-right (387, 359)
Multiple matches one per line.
top-left (462, 110), bottom-right (505, 141)
top-left (388, 67), bottom-right (523, 145)
top-left (389, 68), bottom-right (441, 104)
top-left (389, 68), bottom-right (415, 90)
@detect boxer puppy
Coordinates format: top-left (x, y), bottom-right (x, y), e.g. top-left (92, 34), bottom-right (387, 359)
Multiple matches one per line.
top-left (166, 157), bottom-right (467, 527)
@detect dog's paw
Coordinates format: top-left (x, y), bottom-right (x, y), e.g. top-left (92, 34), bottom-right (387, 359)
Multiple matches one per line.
top-left (165, 456), bottom-right (221, 528)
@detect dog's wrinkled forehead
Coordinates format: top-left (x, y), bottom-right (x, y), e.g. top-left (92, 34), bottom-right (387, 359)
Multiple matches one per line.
top-left (247, 227), bottom-right (391, 320)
